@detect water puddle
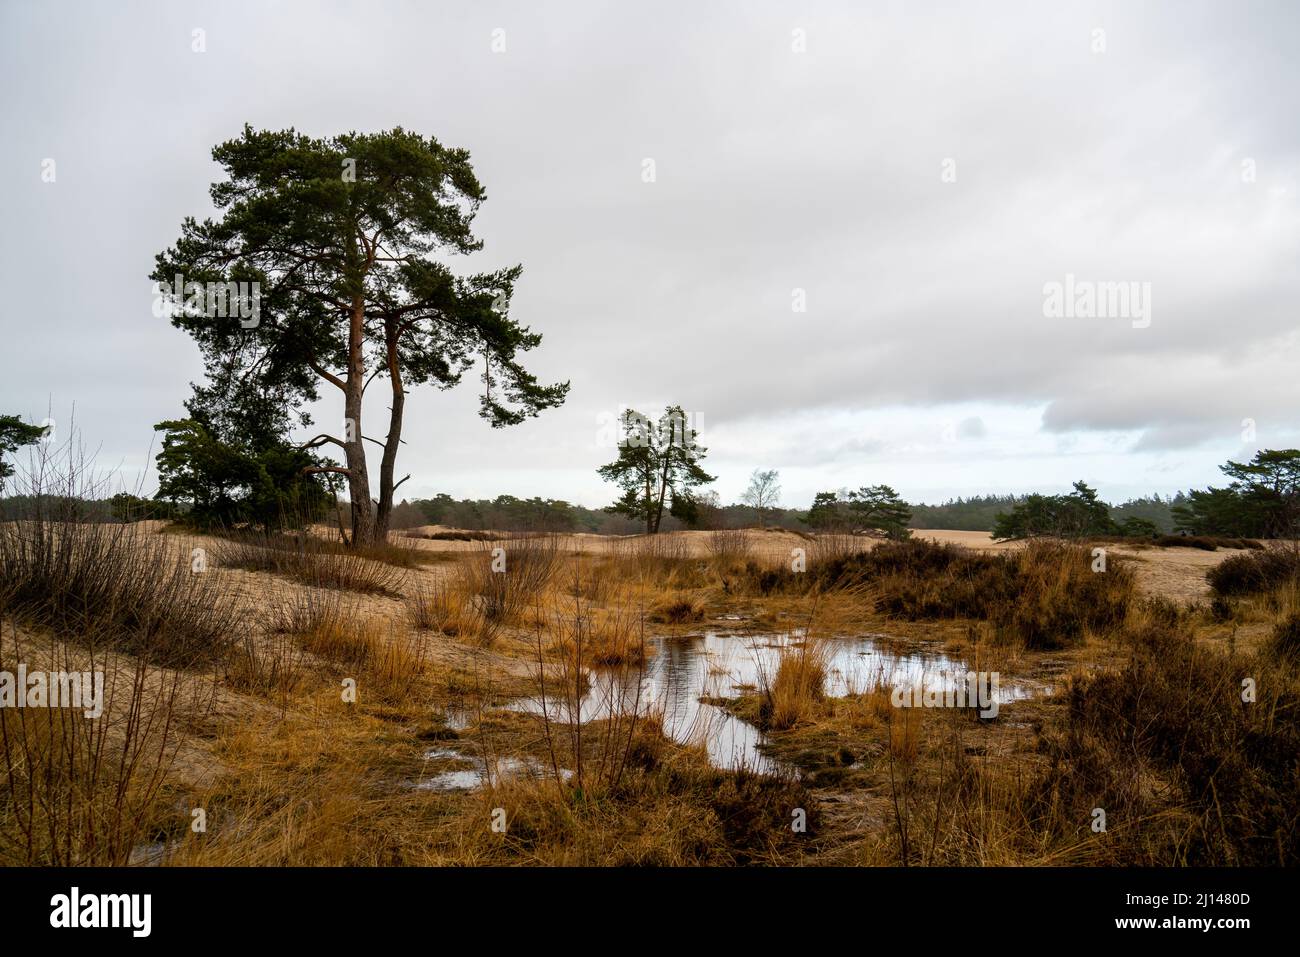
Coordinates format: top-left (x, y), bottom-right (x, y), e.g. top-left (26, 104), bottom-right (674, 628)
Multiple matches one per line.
top-left (414, 747), bottom-right (571, 792)
top-left (512, 631), bottom-right (1038, 774)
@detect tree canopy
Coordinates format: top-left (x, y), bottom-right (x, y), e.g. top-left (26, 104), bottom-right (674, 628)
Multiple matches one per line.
top-left (597, 406), bottom-right (714, 534)
top-left (153, 414), bottom-right (331, 531)
top-left (153, 125), bottom-right (567, 545)
top-left (0, 415), bottom-right (47, 490)
top-left (806, 485), bottom-right (912, 539)
top-left (992, 480), bottom-right (1115, 540)
top-left (1173, 450), bottom-right (1300, 538)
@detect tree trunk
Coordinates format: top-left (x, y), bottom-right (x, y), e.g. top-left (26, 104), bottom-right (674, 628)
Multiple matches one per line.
top-left (644, 469), bottom-right (653, 534)
top-left (374, 325), bottom-right (405, 544)
top-left (344, 293), bottom-right (375, 546)
top-left (652, 453), bottom-right (670, 533)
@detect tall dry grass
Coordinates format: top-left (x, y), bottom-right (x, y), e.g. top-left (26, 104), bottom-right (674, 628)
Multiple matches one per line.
top-left (271, 590), bottom-right (426, 702)
top-left (706, 528), bottom-right (751, 566)
top-left (459, 535), bottom-right (564, 629)
top-left (224, 629), bottom-right (305, 714)
top-left (214, 529), bottom-right (405, 596)
top-left (531, 575), bottom-right (650, 796)
top-left (807, 531), bottom-right (871, 567)
top-left (757, 637), bottom-right (830, 731)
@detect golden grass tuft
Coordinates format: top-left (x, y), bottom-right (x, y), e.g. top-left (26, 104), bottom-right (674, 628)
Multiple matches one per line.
top-left (271, 591), bottom-right (426, 701)
top-left (760, 638), bottom-right (829, 731)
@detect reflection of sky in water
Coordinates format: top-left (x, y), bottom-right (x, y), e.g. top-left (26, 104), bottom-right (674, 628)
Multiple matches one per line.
top-left (416, 749), bottom-right (569, 792)
top-left (512, 632), bottom-right (1037, 774)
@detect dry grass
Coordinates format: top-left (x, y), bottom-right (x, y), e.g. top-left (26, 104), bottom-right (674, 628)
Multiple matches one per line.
top-left (224, 630), bottom-right (305, 711)
top-left (460, 535), bottom-right (564, 628)
top-left (7, 463), bottom-right (1298, 869)
top-left (706, 527), bottom-right (752, 565)
top-left (648, 597), bottom-right (704, 624)
top-left (529, 588), bottom-right (649, 796)
top-left (746, 539), bottom-right (1136, 651)
top-left (758, 638), bottom-right (830, 731)
top-left (0, 623), bottom-right (203, 865)
top-left (583, 605), bottom-right (648, 666)
top-left (405, 580), bottom-right (462, 633)
top-left (808, 531), bottom-right (871, 567)
top-left (436, 735), bottom-right (815, 865)
top-left (611, 534), bottom-right (700, 585)
top-left (214, 530), bottom-right (405, 596)
top-left (270, 591), bottom-right (426, 702)
top-left (886, 705), bottom-right (923, 763)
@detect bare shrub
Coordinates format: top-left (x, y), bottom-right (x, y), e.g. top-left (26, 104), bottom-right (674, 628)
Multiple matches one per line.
top-left (0, 624), bottom-right (205, 864)
top-left (214, 530), bottom-right (404, 596)
top-left (706, 527), bottom-right (751, 565)
top-left (461, 535), bottom-right (563, 627)
top-left (532, 579), bottom-right (649, 796)
top-left (0, 443), bottom-right (237, 668)
top-left (1207, 544), bottom-right (1300, 597)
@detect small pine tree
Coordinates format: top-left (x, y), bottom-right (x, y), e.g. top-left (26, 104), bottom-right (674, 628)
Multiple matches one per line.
top-left (597, 406), bottom-right (715, 534)
top-left (847, 485), bottom-right (912, 540)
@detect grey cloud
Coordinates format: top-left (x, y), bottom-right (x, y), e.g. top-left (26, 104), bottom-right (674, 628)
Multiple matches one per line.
top-left (1, 0), bottom-right (1297, 502)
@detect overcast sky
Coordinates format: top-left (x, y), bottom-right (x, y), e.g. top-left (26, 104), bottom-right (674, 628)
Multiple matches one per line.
top-left (2, 0), bottom-right (1298, 509)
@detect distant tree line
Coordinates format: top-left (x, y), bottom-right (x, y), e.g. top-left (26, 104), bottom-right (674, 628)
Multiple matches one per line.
top-left (911, 492), bottom-right (1187, 535)
top-left (992, 481), bottom-right (1132, 540)
top-left (986, 451), bottom-right (1300, 541)
top-left (1170, 450), bottom-right (1300, 538)
top-left (401, 494), bottom-right (640, 534)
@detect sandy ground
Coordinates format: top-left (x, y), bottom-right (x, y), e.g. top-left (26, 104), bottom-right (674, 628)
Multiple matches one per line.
top-left (392, 525), bottom-right (1242, 605)
top-left (914, 529), bottom-right (1249, 603)
top-left (1, 519), bottom-right (1270, 865)
top-left (49, 520), bottom-right (1251, 609)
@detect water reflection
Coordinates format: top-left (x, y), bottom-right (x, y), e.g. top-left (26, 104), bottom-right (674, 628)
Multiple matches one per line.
top-left (514, 631), bottom-right (1037, 773)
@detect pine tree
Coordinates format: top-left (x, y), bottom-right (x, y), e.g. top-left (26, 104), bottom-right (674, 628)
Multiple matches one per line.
top-left (153, 126), bottom-right (567, 545)
top-left (597, 406), bottom-right (714, 533)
